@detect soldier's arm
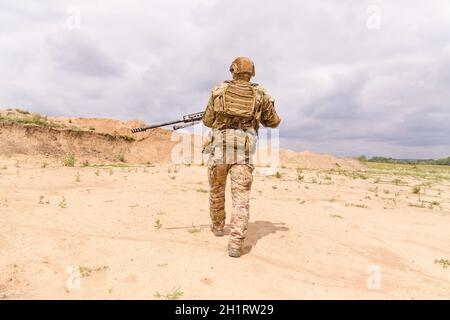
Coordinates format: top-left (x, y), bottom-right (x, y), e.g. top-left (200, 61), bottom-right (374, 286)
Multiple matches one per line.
top-left (202, 93), bottom-right (215, 128)
top-left (259, 90), bottom-right (281, 128)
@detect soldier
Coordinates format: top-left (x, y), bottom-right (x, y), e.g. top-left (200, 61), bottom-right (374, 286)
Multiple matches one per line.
top-left (202, 57), bottom-right (281, 258)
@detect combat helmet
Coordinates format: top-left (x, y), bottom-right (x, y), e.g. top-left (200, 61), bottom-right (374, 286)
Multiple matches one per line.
top-left (229, 57), bottom-right (255, 77)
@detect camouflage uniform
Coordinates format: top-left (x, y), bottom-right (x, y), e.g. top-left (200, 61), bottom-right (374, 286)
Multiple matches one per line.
top-left (202, 57), bottom-right (281, 257)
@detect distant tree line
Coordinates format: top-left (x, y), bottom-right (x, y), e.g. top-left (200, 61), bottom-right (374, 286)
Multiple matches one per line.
top-left (356, 155), bottom-right (450, 166)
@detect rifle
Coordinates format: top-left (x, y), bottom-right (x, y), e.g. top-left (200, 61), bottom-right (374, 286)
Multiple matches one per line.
top-left (131, 111), bottom-right (204, 133)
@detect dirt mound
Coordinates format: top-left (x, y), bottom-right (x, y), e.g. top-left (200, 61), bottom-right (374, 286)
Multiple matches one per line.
top-left (50, 116), bottom-right (146, 137)
top-left (0, 108), bottom-right (365, 169)
top-left (279, 149), bottom-right (365, 170)
top-left (0, 108), bottom-right (176, 164)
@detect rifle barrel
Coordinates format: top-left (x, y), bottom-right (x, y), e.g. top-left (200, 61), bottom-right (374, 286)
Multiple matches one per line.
top-left (131, 111), bottom-right (204, 133)
top-left (131, 119), bottom-right (184, 133)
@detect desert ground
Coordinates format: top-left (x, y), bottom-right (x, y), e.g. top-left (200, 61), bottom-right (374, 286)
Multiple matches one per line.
top-left (1, 156), bottom-right (449, 299)
top-left (0, 109), bottom-right (449, 299)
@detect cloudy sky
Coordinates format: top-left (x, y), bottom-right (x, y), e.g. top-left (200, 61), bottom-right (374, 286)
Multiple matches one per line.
top-left (1, 0), bottom-right (449, 158)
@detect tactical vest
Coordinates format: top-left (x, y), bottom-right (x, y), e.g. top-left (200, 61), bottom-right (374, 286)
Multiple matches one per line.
top-left (214, 80), bottom-right (261, 130)
top-left (206, 80), bottom-right (262, 164)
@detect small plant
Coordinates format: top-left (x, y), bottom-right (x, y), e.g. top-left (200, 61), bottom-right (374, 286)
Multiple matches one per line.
top-left (369, 186), bottom-right (379, 197)
top-left (296, 169), bottom-right (305, 181)
top-left (154, 287), bottom-right (184, 300)
top-left (275, 171), bottom-right (282, 179)
top-left (63, 153), bottom-right (76, 167)
top-left (346, 203), bottom-right (368, 209)
top-left (38, 195), bottom-right (50, 205)
top-left (324, 175), bottom-right (332, 181)
top-left (41, 162), bottom-right (48, 168)
top-left (412, 185), bottom-right (421, 194)
top-left (393, 178), bottom-right (403, 186)
top-left (188, 224), bottom-right (202, 234)
top-left (154, 219), bottom-right (162, 229)
top-left (428, 201), bottom-right (441, 209)
top-left (0, 199), bottom-right (8, 207)
top-left (79, 265), bottom-right (92, 277)
top-left (330, 214), bottom-right (343, 219)
top-left (82, 160), bottom-right (90, 167)
top-left (196, 188), bottom-right (208, 193)
top-left (120, 135), bottom-right (135, 142)
top-left (78, 265), bottom-right (109, 278)
top-left (383, 189), bottom-right (390, 194)
top-left (272, 185), bottom-right (277, 190)
top-left (374, 177), bottom-right (381, 184)
top-left (408, 201), bottom-right (426, 208)
top-left (89, 126), bottom-right (95, 131)
top-left (351, 172), bottom-right (368, 180)
top-left (117, 154), bottom-right (126, 163)
top-left (59, 197), bottom-right (67, 208)
top-left (434, 259), bottom-right (450, 269)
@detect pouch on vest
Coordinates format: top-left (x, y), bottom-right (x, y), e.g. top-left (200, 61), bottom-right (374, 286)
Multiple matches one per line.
top-left (222, 81), bottom-right (257, 120)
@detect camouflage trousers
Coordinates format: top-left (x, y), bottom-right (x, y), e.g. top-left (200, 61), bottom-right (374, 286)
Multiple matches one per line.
top-left (208, 163), bottom-right (254, 249)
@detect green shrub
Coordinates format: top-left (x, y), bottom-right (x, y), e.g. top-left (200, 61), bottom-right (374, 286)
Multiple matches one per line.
top-left (63, 154), bottom-right (76, 167)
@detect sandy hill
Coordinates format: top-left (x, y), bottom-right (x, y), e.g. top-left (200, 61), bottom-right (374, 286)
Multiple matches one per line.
top-left (0, 108), bottom-right (364, 170)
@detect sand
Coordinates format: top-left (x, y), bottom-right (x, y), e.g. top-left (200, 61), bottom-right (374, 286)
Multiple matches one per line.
top-left (1, 155), bottom-right (449, 300)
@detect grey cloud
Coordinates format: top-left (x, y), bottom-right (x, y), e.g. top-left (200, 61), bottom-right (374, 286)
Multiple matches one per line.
top-left (46, 32), bottom-right (123, 77)
top-left (0, 0), bottom-right (449, 158)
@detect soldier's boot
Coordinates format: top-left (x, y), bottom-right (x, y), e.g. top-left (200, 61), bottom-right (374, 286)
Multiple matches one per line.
top-left (228, 245), bottom-right (241, 258)
top-left (228, 240), bottom-right (242, 258)
top-left (210, 225), bottom-right (224, 237)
